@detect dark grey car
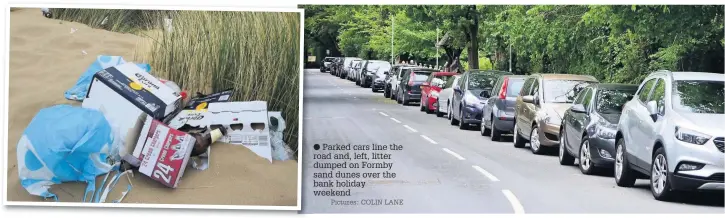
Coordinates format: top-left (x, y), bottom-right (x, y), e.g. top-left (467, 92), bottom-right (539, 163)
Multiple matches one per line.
top-left (397, 68), bottom-right (437, 105)
top-left (559, 83), bottom-right (638, 175)
top-left (481, 75), bottom-right (527, 141)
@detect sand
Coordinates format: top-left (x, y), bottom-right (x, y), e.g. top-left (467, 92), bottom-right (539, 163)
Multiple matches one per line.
top-left (7, 8), bottom-right (298, 206)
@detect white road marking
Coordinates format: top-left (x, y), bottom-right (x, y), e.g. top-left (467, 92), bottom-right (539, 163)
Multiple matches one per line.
top-left (390, 118), bottom-right (402, 123)
top-left (378, 112), bottom-right (389, 117)
top-left (403, 125), bottom-right (418, 132)
top-left (502, 190), bottom-right (525, 214)
top-left (472, 165), bottom-right (500, 182)
top-left (442, 148), bottom-right (465, 160)
top-left (420, 135), bottom-right (438, 144)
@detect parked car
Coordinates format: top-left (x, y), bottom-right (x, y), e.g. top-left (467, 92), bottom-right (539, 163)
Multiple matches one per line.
top-left (332, 57), bottom-right (345, 77)
top-left (559, 83), bottom-right (638, 175)
top-left (348, 60), bottom-right (363, 81)
top-left (512, 74), bottom-right (599, 154)
top-left (390, 66), bottom-right (424, 100)
top-left (361, 60), bottom-right (391, 88)
top-left (481, 75), bottom-right (527, 141)
top-left (450, 70), bottom-right (513, 130)
top-left (614, 71), bottom-right (724, 201)
top-left (370, 62), bottom-right (393, 92)
top-left (321, 57), bottom-right (335, 73)
top-left (396, 68), bottom-right (437, 105)
top-left (384, 64), bottom-right (414, 98)
top-left (420, 72), bottom-right (458, 114)
top-left (342, 57), bottom-right (361, 78)
top-left (354, 60), bottom-right (370, 86)
top-left (438, 75), bottom-right (462, 118)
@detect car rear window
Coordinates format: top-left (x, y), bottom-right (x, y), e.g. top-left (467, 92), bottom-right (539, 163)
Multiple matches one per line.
top-left (506, 79), bottom-right (525, 97)
top-left (413, 72), bottom-right (432, 81)
top-left (673, 80), bottom-right (724, 114)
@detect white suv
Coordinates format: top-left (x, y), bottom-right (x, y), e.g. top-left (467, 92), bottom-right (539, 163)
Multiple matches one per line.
top-left (615, 70), bottom-right (724, 201)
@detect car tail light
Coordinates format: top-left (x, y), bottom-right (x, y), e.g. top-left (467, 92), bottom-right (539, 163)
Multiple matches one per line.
top-left (499, 77), bottom-right (509, 99)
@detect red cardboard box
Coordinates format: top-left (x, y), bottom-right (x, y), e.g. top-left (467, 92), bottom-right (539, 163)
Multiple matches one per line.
top-left (134, 115), bottom-right (196, 188)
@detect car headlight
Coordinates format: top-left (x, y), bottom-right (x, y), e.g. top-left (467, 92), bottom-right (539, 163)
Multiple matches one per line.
top-left (595, 126), bottom-right (617, 139)
top-left (675, 126), bottom-right (711, 145)
top-left (543, 115), bottom-right (561, 125)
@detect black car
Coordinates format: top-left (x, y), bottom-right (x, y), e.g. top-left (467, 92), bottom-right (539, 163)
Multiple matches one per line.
top-left (330, 57), bottom-right (343, 76)
top-left (396, 68), bottom-right (437, 105)
top-left (361, 60), bottom-right (391, 88)
top-left (559, 83), bottom-right (638, 175)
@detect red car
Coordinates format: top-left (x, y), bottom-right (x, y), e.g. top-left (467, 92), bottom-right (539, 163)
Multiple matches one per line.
top-left (420, 72), bottom-right (458, 114)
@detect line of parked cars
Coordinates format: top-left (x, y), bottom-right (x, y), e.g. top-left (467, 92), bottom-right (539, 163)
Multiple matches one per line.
top-left (321, 56), bottom-right (724, 202)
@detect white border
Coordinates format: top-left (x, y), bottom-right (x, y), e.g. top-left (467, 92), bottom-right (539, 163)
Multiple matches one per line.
top-left (3, 3), bottom-right (304, 211)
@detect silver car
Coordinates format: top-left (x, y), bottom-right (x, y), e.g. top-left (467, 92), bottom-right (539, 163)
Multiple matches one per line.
top-left (615, 70), bottom-right (724, 201)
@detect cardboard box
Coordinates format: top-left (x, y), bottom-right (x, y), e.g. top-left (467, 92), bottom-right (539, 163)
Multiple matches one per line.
top-left (82, 63), bottom-right (182, 164)
top-left (208, 101), bottom-right (272, 162)
top-left (133, 115), bottom-right (196, 188)
top-left (167, 89), bottom-right (234, 130)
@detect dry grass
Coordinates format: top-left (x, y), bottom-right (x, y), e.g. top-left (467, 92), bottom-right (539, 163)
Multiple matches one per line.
top-left (51, 9), bottom-right (301, 158)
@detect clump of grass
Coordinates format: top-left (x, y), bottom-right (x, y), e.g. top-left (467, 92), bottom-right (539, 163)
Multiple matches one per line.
top-left (51, 8), bottom-right (169, 33)
top-left (48, 8), bottom-right (301, 159)
top-left (146, 10), bottom-right (301, 157)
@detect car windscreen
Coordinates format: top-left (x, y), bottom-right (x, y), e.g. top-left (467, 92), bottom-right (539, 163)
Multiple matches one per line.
top-left (596, 89), bottom-right (636, 114)
top-left (468, 74), bottom-right (498, 90)
top-left (543, 80), bottom-right (596, 103)
top-left (505, 78), bottom-right (526, 97)
top-left (673, 80), bottom-right (725, 114)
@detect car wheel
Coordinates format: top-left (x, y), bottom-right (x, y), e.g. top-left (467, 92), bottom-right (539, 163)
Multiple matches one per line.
top-left (614, 138), bottom-right (637, 187)
top-left (513, 121), bottom-right (527, 148)
top-left (559, 130), bottom-right (575, 165)
top-left (458, 108), bottom-right (468, 130)
top-left (481, 117), bottom-right (491, 136)
top-left (651, 147), bottom-right (677, 201)
top-left (529, 126), bottom-right (546, 155)
top-left (490, 118), bottom-right (502, 142)
top-left (384, 86), bottom-right (390, 98)
top-left (420, 99), bottom-right (426, 112)
top-left (402, 94), bottom-right (409, 106)
top-left (436, 100), bottom-right (444, 117)
top-left (450, 107), bottom-right (459, 126)
top-left (396, 91), bottom-right (403, 104)
top-left (579, 136), bottom-right (598, 174)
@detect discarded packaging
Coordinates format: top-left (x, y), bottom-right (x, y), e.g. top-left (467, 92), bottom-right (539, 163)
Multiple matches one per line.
top-left (133, 115), bottom-right (196, 188)
top-left (82, 62), bottom-right (182, 168)
top-left (269, 111), bottom-right (292, 161)
top-left (190, 127), bottom-right (226, 157)
top-left (208, 101), bottom-right (273, 162)
top-left (167, 89), bottom-right (233, 130)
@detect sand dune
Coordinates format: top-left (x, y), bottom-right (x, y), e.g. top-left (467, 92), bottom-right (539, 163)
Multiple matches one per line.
top-left (7, 8), bottom-right (298, 206)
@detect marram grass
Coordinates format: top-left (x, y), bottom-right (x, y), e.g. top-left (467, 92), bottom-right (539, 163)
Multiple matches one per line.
top-left (51, 9), bottom-right (301, 158)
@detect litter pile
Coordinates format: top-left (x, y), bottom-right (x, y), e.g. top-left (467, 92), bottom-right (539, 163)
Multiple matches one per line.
top-left (16, 55), bottom-right (294, 202)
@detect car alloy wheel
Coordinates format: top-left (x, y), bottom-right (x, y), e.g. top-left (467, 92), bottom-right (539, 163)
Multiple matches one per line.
top-left (458, 108), bottom-right (467, 130)
top-left (614, 139), bottom-right (636, 187)
top-left (480, 118), bottom-right (488, 136)
top-left (530, 126), bottom-right (545, 154)
top-left (650, 147), bottom-right (675, 201)
top-left (559, 130), bottom-right (574, 165)
top-left (513, 121), bottom-right (526, 148)
top-left (579, 139), bottom-right (595, 174)
top-left (490, 119), bottom-right (502, 141)
top-left (436, 99), bottom-right (444, 117)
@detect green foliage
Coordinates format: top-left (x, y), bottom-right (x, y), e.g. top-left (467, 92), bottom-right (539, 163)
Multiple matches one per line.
top-left (306, 5), bottom-right (723, 85)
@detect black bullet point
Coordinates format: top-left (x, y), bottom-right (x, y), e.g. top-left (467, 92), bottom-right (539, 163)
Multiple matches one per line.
top-left (314, 144), bottom-right (320, 150)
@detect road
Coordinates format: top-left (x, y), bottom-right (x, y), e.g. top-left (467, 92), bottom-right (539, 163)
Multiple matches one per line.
top-left (300, 69), bottom-right (725, 214)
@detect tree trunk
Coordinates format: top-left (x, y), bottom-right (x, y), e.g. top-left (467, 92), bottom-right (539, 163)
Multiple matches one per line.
top-left (467, 5), bottom-right (480, 70)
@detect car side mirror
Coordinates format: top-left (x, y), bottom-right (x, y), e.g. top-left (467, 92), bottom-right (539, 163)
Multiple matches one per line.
top-left (522, 95), bottom-right (534, 104)
top-left (646, 100), bottom-right (658, 121)
top-left (481, 90), bottom-right (491, 98)
top-left (571, 104), bottom-right (586, 113)
top-left (453, 86), bottom-right (462, 93)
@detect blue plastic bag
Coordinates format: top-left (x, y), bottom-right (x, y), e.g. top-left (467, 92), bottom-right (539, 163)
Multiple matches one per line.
top-left (16, 105), bottom-right (115, 201)
top-left (64, 55), bottom-right (151, 101)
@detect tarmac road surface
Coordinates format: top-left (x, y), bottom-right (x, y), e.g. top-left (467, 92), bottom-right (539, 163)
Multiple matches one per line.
top-left (300, 69), bottom-right (725, 214)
